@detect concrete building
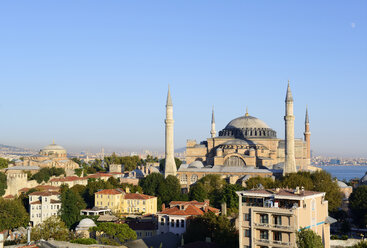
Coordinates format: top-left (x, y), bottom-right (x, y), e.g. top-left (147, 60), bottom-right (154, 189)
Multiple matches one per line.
top-left (29, 191), bottom-right (61, 226)
top-left (236, 188), bottom-right (335, 248)
top-left (94, 188), bottom-right (157, 215)
top-left (157, 200), bottom-right (219, 236)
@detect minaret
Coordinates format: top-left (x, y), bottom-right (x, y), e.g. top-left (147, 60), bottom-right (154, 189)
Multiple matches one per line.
top-left (304, 106), bottom-right (311, 166)
top-left (284, 82), bottom-right (297, 175)
top-left (164, 86), bottom-right (177, 178)
top-left (210, 106), bottom-right (216, 138)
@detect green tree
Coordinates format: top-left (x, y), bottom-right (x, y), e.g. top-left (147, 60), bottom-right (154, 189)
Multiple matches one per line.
top-left (351, 241), bottom-right (367, 248)
top-left (189, 182), bottom-right (208, 202)
top-left (184, 212), bottom-right (237, 248)
top-left (349, 185), bottom-right (367, 227)
top-left (245, 176), bottom-right (277, 189)
top-left (139, 173), bottom-right (165, 196)
top-left (60, 186), bottom-right (86, 228)
top-left (0, 172), bottom-right (7, 196)
top-left (0, 198), bottom-right (29, 230)
top-left (0, 158), bottom-right (9, 169)
top-left (91, 222), bottom-right (137, 244)
top-left (217, 184), bottom-right (244, 214)
top-left (31, 167), bottom-right (66, 183)
top-left (158, 175), bottom-right (181, 204)
top-left (74, 168), bottom-right (83, 177)
top-left (296, 228), bottom-right (323, 248)
top-left (281, 172), bottom-right (313, 189)
top-left (31, 216), bottom-right (69, 241)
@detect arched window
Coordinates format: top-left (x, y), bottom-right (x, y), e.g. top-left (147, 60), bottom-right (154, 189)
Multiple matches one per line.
top-left (224, 156), bottom-right (246, 167)
top-left (180, 174), bottom-right (187, 183)
top-left (191, 174), bottom-right (198, 183)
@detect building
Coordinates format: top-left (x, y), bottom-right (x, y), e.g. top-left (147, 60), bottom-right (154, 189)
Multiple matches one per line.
top-left (94, 188), bottom-right (157, 215)
top-left (157, 200), bottom-right (220, 236)
top-left (236, 188), bottom-right (335, 248)
top-left (29, 191), bottom-right (61, 226)
top-left (75, 218), bottom-right (97, 238)
top-left (16, 142), bottom-right (79, 176)
top-left (165, 83), bottom-right (311, 190)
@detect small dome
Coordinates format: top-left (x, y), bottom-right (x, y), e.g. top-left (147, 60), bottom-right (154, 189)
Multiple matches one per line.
top-left (77, 218), bottom-right (96, 229)
top-left (39, 142), bottom-right (67, 157)
top-left (337, 181), bottom-right (348, 188)
top-left (42, 143), bottom-right (66, 151)
top-left (188, 161), bottom-right (204, 168)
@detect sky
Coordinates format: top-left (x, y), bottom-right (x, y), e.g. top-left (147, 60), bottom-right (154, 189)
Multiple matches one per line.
top-left (0, 1), bottom-right (366, 157)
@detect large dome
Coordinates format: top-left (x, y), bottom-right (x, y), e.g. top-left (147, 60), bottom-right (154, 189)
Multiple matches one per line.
top-left (226, 115), bottom-right (270, 129)
top-left (39, 142), bottom-right (67, 157)
top-left (219, 114), bottom-right (277, 139)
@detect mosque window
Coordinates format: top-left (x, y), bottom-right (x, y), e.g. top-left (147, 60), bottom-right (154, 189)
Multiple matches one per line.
top-left (224, 156), bottom-right (246, 167)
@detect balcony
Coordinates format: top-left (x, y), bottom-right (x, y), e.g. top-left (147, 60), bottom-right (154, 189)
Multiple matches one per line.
top-left (254, 222), bottom-right (293, 231)
top-left (255, 239), bottom-right (292, 247)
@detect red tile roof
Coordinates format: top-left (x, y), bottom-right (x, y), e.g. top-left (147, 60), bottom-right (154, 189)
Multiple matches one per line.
top-left (29, 191), bottom-right (60, 196)
top-left (124, 193), bottom-right (156, 200)
top-left (30, 201), bottom-right (41, 205)
top-left (50, 176), bottom-right (83, 182)
top-left (3, 195), bottom-right (15, 199)
top-left (160, 205), bottom-right (204, 216)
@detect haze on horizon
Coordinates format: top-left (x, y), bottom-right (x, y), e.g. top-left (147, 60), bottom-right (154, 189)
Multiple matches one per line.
top-left (0, 1), bottom-right (366, 157)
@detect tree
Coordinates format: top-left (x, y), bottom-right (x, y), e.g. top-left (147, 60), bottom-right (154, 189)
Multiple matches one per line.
top-left (0, 198), bottom-right (29, 230)
top-left (31, 216), bottom-right (69, 241)
top-left (189, 182), bottom-right (208, 202)
top-left (184, 212), bottom-right (237, 248)
top-left (245, 176), bottom-right (277, 189)
top-left (349, 185), bottom-right (367, 227)
top-left (281, 172), bottom-right (314, 190)
top-left (74, 168), bottom-right (83, 177)
top-left (0, 172), bottom-right (7, 196)
top-left (91, 222), bottom-right (137, 244)
top-left (351, 241), bottom-right (367, 248)
top-left (217, 184), bottom-right (244, 214)
top-left (296, 228), bottom-right (323, 248)
top-left (0, 158), bottom-right (9, 169)
top-left (60, 186), bottom-right (86, 228)
top-left (158, 175), bottom-right (181, 204)
top-left (31, 167), bottom-right (66, 183)
top-left (139, 173), bottom-right (165, 196)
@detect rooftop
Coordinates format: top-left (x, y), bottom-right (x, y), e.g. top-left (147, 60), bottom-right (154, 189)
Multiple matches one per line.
top-left (237, 188), bottom-right (325, 200)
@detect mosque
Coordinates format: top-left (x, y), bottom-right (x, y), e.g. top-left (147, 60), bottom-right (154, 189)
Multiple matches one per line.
top-left (163, 83), bottom-right (312, 190)
top-left (14, 141), bottom-right (79, 176)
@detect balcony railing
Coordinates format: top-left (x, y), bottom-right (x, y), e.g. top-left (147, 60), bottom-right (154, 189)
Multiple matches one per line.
top-left (255, 239), bottom-right (292, 247)
top-left (254, 222), bottom-right (293, 231)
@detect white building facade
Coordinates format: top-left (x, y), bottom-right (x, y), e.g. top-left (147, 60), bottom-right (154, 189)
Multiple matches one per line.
top-left (29, 191), bottom-right (61, 226)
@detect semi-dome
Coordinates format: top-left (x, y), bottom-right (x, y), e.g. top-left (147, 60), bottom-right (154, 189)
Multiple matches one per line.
top-left (188, 161), bottom-right (204, 168)
top-left (337, 181), bottom-right (348, 188)
top-left (219, 113), bottom-right (277, 139)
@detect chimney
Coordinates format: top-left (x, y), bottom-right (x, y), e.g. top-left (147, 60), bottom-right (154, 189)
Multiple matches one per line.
top-left (204, 199), bottom-right (210, 206)
top-left (294, 186), bottom-right (300, 195)
top-left (125, 187), bottom-right (130, 193)
top-left (221, 202), bottom-right (227, 216)
top-left (275, 188), bottom-right (280, 193)
top-left (162, 203), bottom-right (166, 211)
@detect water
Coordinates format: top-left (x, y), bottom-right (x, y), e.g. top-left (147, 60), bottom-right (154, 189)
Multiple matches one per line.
top-left (317, 165), bottom-right (367, 181)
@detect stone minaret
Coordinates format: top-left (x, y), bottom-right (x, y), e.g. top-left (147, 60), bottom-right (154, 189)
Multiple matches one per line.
top-left (210, 106), bottom-right (216, 138)
top-left (164, 86), bottom-right (177, 178)
top-left (284, 82), bottom-right (297, 175)
top-left (304, 106), bottom-right (311, 166)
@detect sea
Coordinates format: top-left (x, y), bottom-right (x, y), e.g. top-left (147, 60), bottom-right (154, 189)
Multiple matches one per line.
top-left (317, 165), bottom-right (367, 182)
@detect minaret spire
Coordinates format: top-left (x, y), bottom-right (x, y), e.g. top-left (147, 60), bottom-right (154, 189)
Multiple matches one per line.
top-left (164, 85), bottom-right (177, 178)
top-left (304, 106), bottom-right (311, 166)
top-left (245, 106), bottom-right (249, 117)
top-left (210, 106), bottom-right (216, 138)
top-left (284, 81), bottom-right (297, 175)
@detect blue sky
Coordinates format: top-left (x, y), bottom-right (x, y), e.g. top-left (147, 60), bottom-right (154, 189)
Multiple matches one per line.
top-left (0, 1), bottom-right (366, 157)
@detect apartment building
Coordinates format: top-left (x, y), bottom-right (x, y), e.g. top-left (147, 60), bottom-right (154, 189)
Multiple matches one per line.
top-left (236, 188), bottom-right (334, 248)
top-left (94, 188), bottom-right (157, 215)
top-left (29, 191), bottom-right (61, 226)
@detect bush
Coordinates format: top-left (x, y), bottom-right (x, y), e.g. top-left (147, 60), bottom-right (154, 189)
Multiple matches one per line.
top-left (71, 238), bottom-right (97, 245)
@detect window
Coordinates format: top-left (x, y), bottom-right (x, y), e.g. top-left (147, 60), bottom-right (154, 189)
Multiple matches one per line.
top-left (260, 230), bottom-right (269, 240)
top-left (181, 220), bottom-right (184, 228)
top-left (273, 215), bottom-right (282, 225)
top-left (260, 214), bottom-right (269, 224)
top-left (143, 201), bottom-right (146, 205)
top-left (171, 219), bottom-right (174, 227)
top-left (244, 229), bottom-right (250, 237)
top-left (161, 218), bottom-right (165, 225)
top-left (273, 231), bottom-right (281, 241)
top-left (191, 174), bottom-right (198, 183)
top-left (176, 219), bottom-right (180, 227)
top-left (180, 175), bottom-right (187, 183)
top-left (244, 213), bottom-right (250, 221)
